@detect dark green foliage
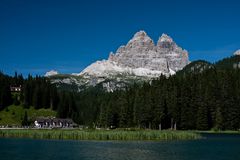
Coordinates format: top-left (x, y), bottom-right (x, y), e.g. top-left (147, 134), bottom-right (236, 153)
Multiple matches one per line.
top-left (66, 56), bottom-right (240, 130)
top-left (196, 105), bottom-right (209, 130)
top-left (33, 85), bottom-right (42, 109)
top-left (13, 94), bottom-right (20, 106)
top-left (178, 60), bottom-right (213, 75)
top-left (0, 72), bottom-right (13, 110)
top-left (21, 111), bottom-right (29, 126)
top-left (23, 75), bottom-right (60, 110)
top-left (215, 107), bottom-right (223, 130)
top-left (215, 55), bottom-right (240, 69)
top-left (0, 72), bottom-right (60, 112)
top-left (57, 92), bottom-right (69, 118)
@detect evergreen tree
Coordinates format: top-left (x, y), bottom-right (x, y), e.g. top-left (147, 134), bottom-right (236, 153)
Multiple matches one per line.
top-left (50, 87), bottom-right (59, 110)
top-left (42, 85), bottom-right (50, 108)
top-left (0, 78), bottom-right (12, 110)
top-left (215, 107), bottom-right (223, 130)
top-left (118, 94), bottom-right (128, 128)
top-left (98, 102), bottom-right (108, 128)
top-left (21, 111), bottom-right (29, 127)
top-left (196, 105), bottom-right (209, 130)
top-left (33, 85), bottom-right (42, 109)
top-left (57, 92), bottom-right (68, 118)
top-left (23, 82), bottom-right (31, 108)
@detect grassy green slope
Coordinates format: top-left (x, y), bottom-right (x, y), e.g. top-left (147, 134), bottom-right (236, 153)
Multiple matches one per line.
top-left (0, 105), bottom-right (56, 126)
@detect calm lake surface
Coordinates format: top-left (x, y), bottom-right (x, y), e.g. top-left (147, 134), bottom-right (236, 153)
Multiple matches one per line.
top-left (0, 133), bottom-right (239, 160)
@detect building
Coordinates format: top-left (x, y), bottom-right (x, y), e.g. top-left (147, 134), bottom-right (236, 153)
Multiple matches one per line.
top-left (34, 117), bottom-right (76, 128)
top-left (10, 85), bottom-right (22, 92)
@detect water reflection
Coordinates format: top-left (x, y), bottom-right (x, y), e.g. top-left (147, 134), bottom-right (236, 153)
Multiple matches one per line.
top-left (0, 134), bottom-right (240, 160)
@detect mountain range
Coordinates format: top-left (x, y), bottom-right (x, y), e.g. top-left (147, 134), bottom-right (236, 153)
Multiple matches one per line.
top-left (47, 31), bottom-right (190, 91)
top-left (46, 31), bottom-right (239, 92)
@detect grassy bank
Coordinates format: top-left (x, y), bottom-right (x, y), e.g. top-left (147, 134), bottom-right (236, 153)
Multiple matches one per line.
top-left (0, 129), bottom-right (201, 141)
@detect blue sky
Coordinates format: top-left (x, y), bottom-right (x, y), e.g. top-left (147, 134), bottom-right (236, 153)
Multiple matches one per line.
top-left (1, 0), bottom-right (240, 76)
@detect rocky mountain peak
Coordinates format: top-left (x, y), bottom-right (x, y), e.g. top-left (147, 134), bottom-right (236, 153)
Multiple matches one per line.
top-left (49, 30), bottom-right (190, 92)
top-left (158, 33), bottom-right (173, 43)
top-left (77, 30), bottom-right (189, 90)
top-left (157, 33), bottom-right (176, 50)
top-left (133, 30), bottom-right (147, 38)
top-left (126, 30), bottom-right (154, 49)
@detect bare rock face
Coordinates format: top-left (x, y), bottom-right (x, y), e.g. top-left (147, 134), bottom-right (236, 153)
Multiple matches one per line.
top-left (109, 31), bottom-right (189, 74)
top-left (109, 31), bottom-right (169, 73)
top-left (156, 33), bottom-right (189, 72)
top-left (80, 31), bottom-right (189, 79)
top-left (50, 30), bottom-right (191, 91)
top-left (49, 31), bottom-right (190, 92)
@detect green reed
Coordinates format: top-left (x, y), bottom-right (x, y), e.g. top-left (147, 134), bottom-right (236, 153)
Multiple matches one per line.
top-left (0, 129), bottom-right (201, 141)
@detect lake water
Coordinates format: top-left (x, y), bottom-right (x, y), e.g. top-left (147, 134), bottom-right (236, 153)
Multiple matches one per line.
top-left (0, 133), bottom-right (239, 160)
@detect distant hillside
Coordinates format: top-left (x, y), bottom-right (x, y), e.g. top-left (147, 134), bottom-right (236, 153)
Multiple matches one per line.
top-left (177, 55), bottom-right (240, 75)
top-left (177, 60), bottom-right (213, 74)
top-left (215, 55), bottom-right (240, 69)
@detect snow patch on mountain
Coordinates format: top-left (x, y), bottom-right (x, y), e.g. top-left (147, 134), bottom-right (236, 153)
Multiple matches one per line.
top-left (45, 70), bottom-right (59, 77)
top-left (233, 49), bottom-right (240, 56)
top-left (79, 60), bottom-right (167, 78)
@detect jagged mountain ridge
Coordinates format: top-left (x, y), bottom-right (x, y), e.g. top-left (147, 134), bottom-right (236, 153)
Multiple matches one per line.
top-left (49, 30), bottom-right (190, 91)
top-left (79, 31), bottom-right (189, 78)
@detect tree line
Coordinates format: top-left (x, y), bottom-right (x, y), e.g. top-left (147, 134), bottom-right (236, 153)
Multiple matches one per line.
top-left (1, 56), bottom-right (240, 130)
top-left (0, 72), bottom-right (57, 109)
top-left (70, 64), bottom-right (240, 130)
top-left (0, 72), bottom-right (78, 124)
